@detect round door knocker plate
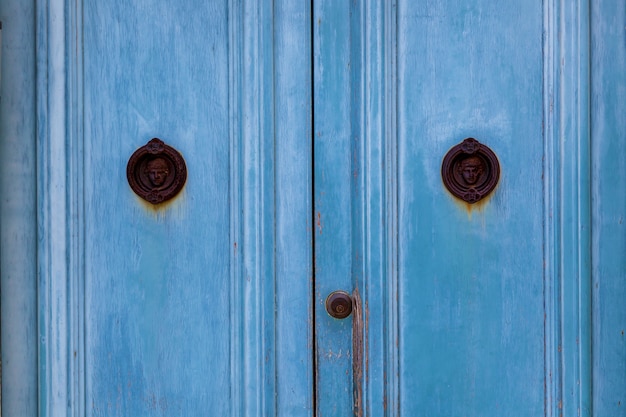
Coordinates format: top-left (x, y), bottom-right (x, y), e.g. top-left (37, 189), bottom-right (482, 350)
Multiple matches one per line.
top-left (127, 138), bottom-right (187, 204)
top-left (441, 138), bottom-right (500, 204)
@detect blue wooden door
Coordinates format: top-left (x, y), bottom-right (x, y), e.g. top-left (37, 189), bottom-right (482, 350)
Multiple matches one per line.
top-left (313, 0), bottom-right (626, 416)
top-left (1, 1), bottom-right (314, 416)
top-left (2, 1), bottom-right (626, 416)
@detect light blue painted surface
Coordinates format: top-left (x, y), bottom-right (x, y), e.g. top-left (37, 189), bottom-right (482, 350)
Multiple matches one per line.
top-left (0, 1), bottom-right (38, 416)
top-left (544, 0), bottom-right (593, 414)
top-left (591, 0), bottom-right (626, 414)
top-left (1, 0), bottom-right (312, 416)
top-left (313, 1), bottom-right (399, 416)
top-left (2, 1), bottom-right (625, 416)
top-left (313, 1), bottom-right (355, 416)
top-left (83, 3), bottom-right (232, 414)
top-left (312, 0), bottom-right (623, 416)
top-left (273, 2), bottom-right (314, 416)
top-left (80, 1), bottom-right (313, 416)
top-left (397, 1), bottom-right (546, 415)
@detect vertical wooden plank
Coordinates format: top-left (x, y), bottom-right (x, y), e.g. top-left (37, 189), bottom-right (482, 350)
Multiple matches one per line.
top-left (543, 2), bottom-right (560, 414)
top-left (544, 0), bottom-right (593, 415)
top-left (313, 2), bottom-right (399, 415)
top-left (231, 1), bottom-right (279, 415)
top-left (228, 2), bottom-right (243, 415)
top-left (81, 0), bottom-right (248, 415)
top-left (397, 1), bottom-right (545, 415)
top-left (67, 0), bottom-right (86, 413)
top-left (561, 0), bottom-right (593, 413)
top-left (313, 1), bottom-right (355, 415)
top-left (591, 0), bottom-right (626, 413)
top-left (230, 2), bottom-right (313, 415)
top-left (349, 1), bottom-right (400, 416)
top-left (84, 0), bottom-right (224, 413)
top-left (381, 2), bottom-right (400, 415)
top-left (35, 0), bottom-right (82, 414)
top-left (0, 1), bottom-right (38, 416)
top-left (230, 1), bottom-right (313, 415)
top-left (274, 1), bottom-right (314, 416)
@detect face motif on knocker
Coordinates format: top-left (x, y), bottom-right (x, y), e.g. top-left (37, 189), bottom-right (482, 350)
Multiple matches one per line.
top-left (146, 158), bottom-right (169, 187)
top-left (458, 156), bottom-right (484, 185)
top-left (441, 138), bottom-right (499, 204)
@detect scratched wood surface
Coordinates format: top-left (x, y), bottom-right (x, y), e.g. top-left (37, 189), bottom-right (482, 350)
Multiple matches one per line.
top-left (396, 1), bottom-right (545, 414)
top-left (591, 0), bottom-right (626, 414)
top-left (2, 1), bottom-right (625, 416)
top-left (2, 0), bottom-right (313, 416)
top-left (313, 1), bottom-right (355, 415)
top-left (313, 0), bottom-right (626, 416)
top-left (83, 2), bottom-right (233, 415)
top-left (0, 2), bottom-right (38, 416)
top-left (81, 1), bottom-right (313, 416)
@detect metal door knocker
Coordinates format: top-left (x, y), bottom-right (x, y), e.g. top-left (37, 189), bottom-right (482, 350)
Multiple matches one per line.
top-left (325, 291), bottom-right (353, 319)
top-left (127, 138), bottom-right (187, 204)
top-left (441, 138), bottom-right (500, 203)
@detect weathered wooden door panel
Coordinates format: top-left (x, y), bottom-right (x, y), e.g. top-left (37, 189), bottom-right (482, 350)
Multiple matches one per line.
top-left (312, 0), bottom-right (626, 416)
top-left (2, 0), bottom-right (626, 416)
top-left (591, 0), bottom-right (626, 413)
top-left (1, 2), bottom-right (39, 416)
top-left (82, 1), bottom-right (315, 415)
top-left (396, 1), bottom-right (544, 414)
top-left (84, 2), bottom-right (232, 414)
top-left (312, 1), bottom-right (357, 415)
top-left (313, 0), bottom-right (546, 414)
top-left (1, 0), bottom-right (313, 416)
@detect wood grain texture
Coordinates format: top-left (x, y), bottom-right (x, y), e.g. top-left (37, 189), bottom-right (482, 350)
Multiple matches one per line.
top-left (397, 0), bottom-right (545, 415)
top-left (313, 1), bottom-right (355, 414)
top-left (84, 1), bottom-right (232, 415)
top-left (591, 0), bottom-right (626, 414)
top-left (20, 1), bottom-right (312, 416)
top-left (543, 0), bottom-right (593, 415)
top-left (0, 1), bottom-right (38, 416)
top-left (3, 1), bottom-right (625, 416)
top-left (273, 1), bottom-right (314, 415)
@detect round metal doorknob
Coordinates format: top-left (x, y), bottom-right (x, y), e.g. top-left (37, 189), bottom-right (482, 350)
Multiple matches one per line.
top-left (325, 291), bottom-right (353, 319)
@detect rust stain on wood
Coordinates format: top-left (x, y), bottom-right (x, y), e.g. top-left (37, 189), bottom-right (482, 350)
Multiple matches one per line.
top-left (448, 185), bottom-right (498, 219)
top-left (135, 187), bottom-right (186, 217)
top-left (352, 288), bottom-right (363, 417)
top-left (316, 211), bottom-right (323, 234)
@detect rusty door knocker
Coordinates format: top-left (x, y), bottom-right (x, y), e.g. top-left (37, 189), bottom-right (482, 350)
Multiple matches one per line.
top-left (441, 138), bottom-right (500, 203)
top-left (127, 138), bottom-right (187, 204)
